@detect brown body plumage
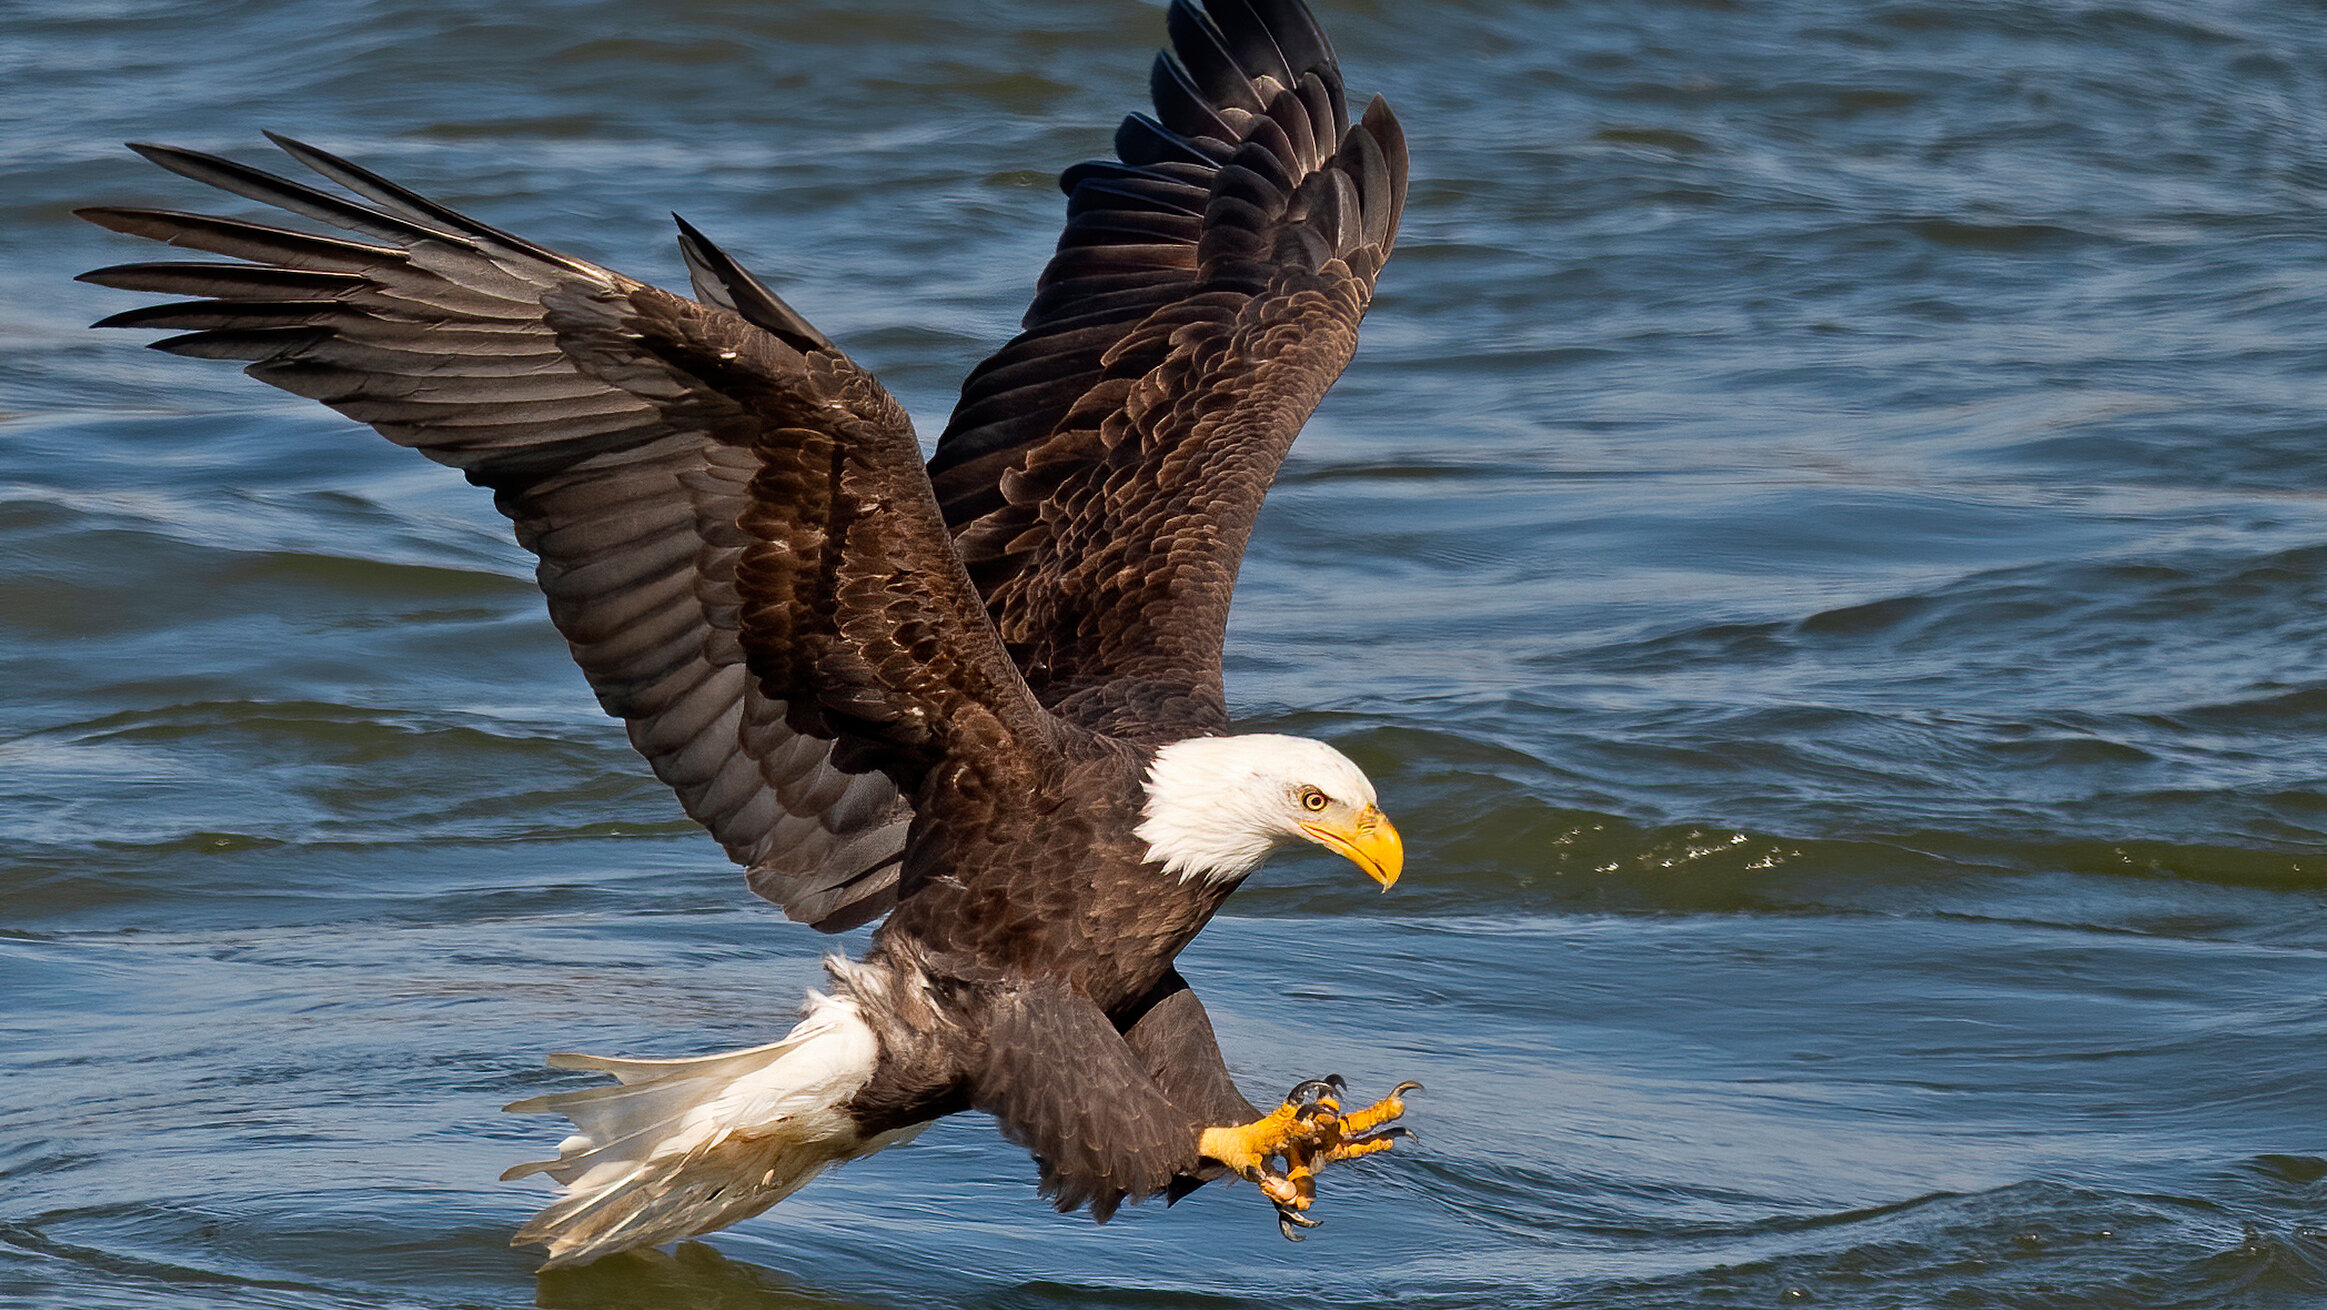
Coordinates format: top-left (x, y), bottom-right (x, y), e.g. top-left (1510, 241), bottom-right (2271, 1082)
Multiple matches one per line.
top-left (81, 0), bottom-right (1411, 1265)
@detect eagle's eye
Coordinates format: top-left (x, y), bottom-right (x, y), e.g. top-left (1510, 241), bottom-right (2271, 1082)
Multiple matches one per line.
top-left (1299, 787), bottom-right (1328, 812)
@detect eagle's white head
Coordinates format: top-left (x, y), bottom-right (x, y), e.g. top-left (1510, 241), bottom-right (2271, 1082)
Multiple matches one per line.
top-left (1135, 733), bottom-right (1404, 888)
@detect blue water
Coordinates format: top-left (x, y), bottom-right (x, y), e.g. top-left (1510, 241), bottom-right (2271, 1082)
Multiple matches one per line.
top-left (5, 1), bottom-right (2325, 1306)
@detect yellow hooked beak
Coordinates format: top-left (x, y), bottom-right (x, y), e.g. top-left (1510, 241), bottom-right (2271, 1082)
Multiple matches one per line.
top-left (1299, 804), bottom-right (1404, 890)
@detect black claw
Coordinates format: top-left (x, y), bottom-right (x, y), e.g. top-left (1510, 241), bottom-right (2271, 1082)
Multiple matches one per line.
top-left (1276, 1203), bottom-right (1323, 1240)
top-left (1324, 1073), bottom-right (1348, 1093)
top-left (1348, 1125), bottom-right (1413, 1149)
top-left (1389, 1079), bottom-right (1424, 1098)
top-left (1278, 1212), bottom-right (1307, 1242)
top-left (1286, 1078), bottom-right (1340, 1106)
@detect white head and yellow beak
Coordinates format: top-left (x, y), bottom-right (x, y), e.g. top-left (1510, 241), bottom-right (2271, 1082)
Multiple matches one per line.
top-left (1135, 734), bottom-right (1404, 888)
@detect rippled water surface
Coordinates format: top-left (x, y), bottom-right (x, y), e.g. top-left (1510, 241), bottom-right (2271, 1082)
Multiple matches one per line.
top-left (7, 1), bottom-right (2327, 1306)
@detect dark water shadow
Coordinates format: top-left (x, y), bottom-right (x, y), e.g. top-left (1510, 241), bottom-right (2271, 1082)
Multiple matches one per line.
top-left (535, 1242), bottom-right (881, 1310)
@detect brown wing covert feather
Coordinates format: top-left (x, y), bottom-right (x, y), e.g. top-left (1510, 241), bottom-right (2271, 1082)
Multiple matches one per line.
top-left (544, 287), bottom-right (1060, 792)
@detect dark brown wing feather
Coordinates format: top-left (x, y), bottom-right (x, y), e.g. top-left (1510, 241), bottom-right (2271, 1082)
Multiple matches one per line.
top-left (976, 979), bottom-right (1203, 1221)
top-left (671, 212), bottom-right (836, 354)
top-left (1119, 971), bottom-right (1262, 1202)
top-left (545, 282), bottom-right (1059, 787)
top-left (926, 0), bottom-right (1407, 737)
top-left (77, 136), bottom-right (1046, 932)
top-left (1120, 970), bottom-right (1261, 1128)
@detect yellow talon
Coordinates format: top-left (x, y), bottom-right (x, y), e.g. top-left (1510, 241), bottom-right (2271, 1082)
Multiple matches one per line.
top-left (1326, 1134), bottom-right (1399, 1162)
top-left (1197, 1078), bottom-right (1418, 1237)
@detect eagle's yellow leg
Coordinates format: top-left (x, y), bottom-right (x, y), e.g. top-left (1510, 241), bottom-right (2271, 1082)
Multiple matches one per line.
top-left (1197, 1077), bottom-right (1421, 1238)
top-left (1197, 1099), bottom-right (1329, 1205)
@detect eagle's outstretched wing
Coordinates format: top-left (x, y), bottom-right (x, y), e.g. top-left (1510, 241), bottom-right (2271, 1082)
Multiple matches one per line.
top-left (77, 137), bottom-right (1049, 932)
top-left (927, 0), bottom-right (1407, 738)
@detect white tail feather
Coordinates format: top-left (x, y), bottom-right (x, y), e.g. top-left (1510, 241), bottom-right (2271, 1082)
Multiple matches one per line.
top-left (502, 993), bottom-right (910, 1268)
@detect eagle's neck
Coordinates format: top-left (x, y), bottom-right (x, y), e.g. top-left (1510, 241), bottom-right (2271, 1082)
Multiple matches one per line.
top-left (1134, 734), bottom-right (1314, 884)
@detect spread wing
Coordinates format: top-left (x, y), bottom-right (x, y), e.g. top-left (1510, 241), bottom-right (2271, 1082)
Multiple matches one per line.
top-left (927, 0), bottom-right (1407, 737)
top-left (78, 136), bottom-right (1053, 932)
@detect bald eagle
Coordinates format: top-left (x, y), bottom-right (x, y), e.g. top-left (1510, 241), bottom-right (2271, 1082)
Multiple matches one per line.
top-left (80, 0), bottom-right (1413, 1267)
